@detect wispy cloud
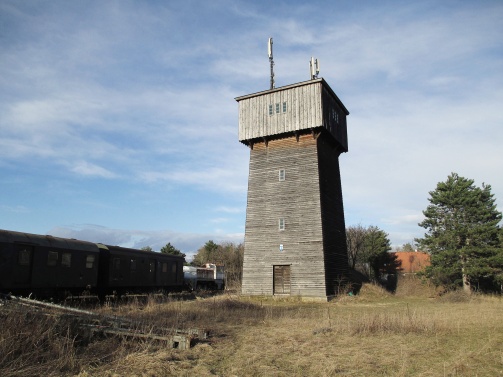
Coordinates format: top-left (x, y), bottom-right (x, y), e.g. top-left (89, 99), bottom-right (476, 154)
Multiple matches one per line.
top-left (48, 224), bottom-right (243, 260)
top-left (69, 161), bottom-right (117, 179)
top-left (210, 218), bottom-right (229, 224)
top-left (214, 206), bottom-right (244, 214)
top-left (0, 205), bottom-right (30, 214)
top-left (1, 0), bottom-right (502, 249)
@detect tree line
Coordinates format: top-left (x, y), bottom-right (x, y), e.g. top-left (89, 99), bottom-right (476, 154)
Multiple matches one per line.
top-left (143, 172), bottom-right (502, 295)
top-left (141, 240), bottom-right (244, 289)
top-left (348, 173), bottom-right (503, 294)
top-left (346, 224), bottom-right (400, 290)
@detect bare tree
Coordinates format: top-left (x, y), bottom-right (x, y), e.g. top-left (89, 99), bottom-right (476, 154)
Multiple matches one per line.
top-left (346, 225), bottom-right (395, 283)
top-left (394, 242), bottom-right (416, 252)
top-left (346, 224), bottom-right (367, 269)
top-left (192, 240), bottom-right (245, 289)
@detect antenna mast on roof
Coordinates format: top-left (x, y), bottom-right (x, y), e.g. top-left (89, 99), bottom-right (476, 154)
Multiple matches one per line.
top-left (268, 37), bottom-right (275, 89)
top-left (310, 57), bottom-right (320, 79)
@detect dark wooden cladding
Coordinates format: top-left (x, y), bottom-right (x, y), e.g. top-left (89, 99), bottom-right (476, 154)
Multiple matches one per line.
top-left (321, 86), bottom-right (348, 152)
top-left (317, 132), bottom-right (349, 294)
top-left (239, 78), bottom-right (349, 300)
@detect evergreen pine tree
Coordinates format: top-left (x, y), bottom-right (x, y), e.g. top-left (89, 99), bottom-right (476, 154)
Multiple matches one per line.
top-left (416, 173), bottom-right (502, 292)
top-left (160, 242), bottom-right (186, 258)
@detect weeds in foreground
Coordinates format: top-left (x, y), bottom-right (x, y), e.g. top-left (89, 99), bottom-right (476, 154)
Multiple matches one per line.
top-left (0, 309), bottom-right (79, 376)
top-left (347, 310), bottom-right (441, 335)
top-left (1, 284), bottom-right (502, 377)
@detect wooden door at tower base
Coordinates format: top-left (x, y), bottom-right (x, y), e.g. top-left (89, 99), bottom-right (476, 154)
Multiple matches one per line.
top-left (273, 265), bottom-right (291, 294)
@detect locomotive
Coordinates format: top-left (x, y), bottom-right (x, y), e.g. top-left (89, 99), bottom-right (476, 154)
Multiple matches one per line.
top-left (0, 229), bottom-right (185, 300)
top-left (183, 263), bottom-right (225, 290)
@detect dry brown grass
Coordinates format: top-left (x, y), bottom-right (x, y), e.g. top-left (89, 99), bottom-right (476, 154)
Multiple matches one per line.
top-left (2, 280), bottom-right (503, 376)
top-left (394, 274), bottom-right (439, 298)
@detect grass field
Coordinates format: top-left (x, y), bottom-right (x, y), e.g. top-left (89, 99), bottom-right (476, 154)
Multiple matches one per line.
top-left (1, 276), bottom-right (503, 376)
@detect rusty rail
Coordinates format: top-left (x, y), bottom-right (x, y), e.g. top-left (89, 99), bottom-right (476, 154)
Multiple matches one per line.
top-left (2, 294), bottom-right (206, 349)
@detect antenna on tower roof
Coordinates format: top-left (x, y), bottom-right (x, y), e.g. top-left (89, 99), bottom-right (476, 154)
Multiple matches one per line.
top-left (268, 37), bottom-right (275, 89)
top-left (310, 57), bottom-right (320, 80)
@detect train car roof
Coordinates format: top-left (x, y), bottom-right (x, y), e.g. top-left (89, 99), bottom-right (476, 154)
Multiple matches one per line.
top-left (0, 229), bottom-right (100, 253)
top-left (102, 244), bottom-right (185, 261)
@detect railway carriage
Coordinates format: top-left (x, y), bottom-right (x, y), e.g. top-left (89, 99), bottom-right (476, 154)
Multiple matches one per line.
top-left (97, 244), bottom-right (184, 297)
top-left (0, 229), bottom-right (100, 298)
top-left (0, 229), bottom-right (185, 300)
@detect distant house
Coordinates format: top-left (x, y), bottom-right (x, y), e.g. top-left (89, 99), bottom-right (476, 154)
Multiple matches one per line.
top-left (393, 251), bottom-right (430, 274)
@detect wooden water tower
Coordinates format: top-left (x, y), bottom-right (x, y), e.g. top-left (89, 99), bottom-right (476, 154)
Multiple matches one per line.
top-left (236, 41), bottom-right (350, 300)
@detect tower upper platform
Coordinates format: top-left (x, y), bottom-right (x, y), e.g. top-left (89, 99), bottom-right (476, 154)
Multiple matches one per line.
top-left (236, 78), bottom-right (349, 152)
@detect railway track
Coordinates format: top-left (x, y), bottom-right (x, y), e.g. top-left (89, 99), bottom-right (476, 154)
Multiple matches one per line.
top-left (1, 293), bottom-right (207, 350)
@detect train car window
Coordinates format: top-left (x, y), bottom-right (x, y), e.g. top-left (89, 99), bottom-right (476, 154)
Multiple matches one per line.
top-left (18, 248), bottom-right (31, 265)
top-left (172, 263), bottom-right (177, 274)
top-left (162, 262), bottom-right (168, 273)
top-left (130, 258), bottom-right (136, 271)
top-left (47, 251), bottom-right (58, 266)
top-left (86, 255), bottom-right (95, 269)
top-left (61, 253), bottom-right (72, 267)
top-left (113, 258), bottom-right (121, 270)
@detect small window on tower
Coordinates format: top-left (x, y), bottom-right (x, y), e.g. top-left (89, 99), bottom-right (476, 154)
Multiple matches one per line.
top-left (282, 102), bottom-right (287, 113)
top-left (279, 218), bottom-right (285, 231)
top-left (332, 109), bottom-right (339, 123)
top-left (276, 103), bottom-right (280, 114)
top-left (269, 104), bottom-right (273, 115)
top-left (279, 169), bottom-right (285, 181)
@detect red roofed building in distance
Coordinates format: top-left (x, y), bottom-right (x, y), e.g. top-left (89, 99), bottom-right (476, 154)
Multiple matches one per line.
top-left (393, 251), bottom-right (430, 274)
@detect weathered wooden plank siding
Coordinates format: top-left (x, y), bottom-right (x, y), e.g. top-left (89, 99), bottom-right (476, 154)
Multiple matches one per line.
top-left (238, 83), bottom-right (322, 141)
top-left (237, 79), bottom-right (348, 151)
top-left (238, 78), bottom-right (350, 299)
top-left (241, 134), bottom-right (328, 297)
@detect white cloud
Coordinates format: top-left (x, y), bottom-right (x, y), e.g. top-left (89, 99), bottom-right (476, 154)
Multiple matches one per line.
top-left (69, 161), bottom-right (117, 179)
top-left (140, 165), bottom-right (248, 194)
top-left (214, 206), bottom-right (244, 214)
top-left (48, 224), bottom-right (244, 261)
top-left (0, 204), bottom-right (30, 214)
top-left (210, 217), bottom-right (229, 224)
top-left (1, 0), bottom-right (502, 249)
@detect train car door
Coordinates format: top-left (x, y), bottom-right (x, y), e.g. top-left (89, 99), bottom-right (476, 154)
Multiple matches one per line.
top-left (14, 245), bottom-right (34, 286)
top-left (111, 257), bottom-right (122, 281)
top-left (45, 250), bottom-right (60, 288)
top-left (172, 262), bottom-right (178, 285)
top-left (149, 259), bottom-right (156, 285)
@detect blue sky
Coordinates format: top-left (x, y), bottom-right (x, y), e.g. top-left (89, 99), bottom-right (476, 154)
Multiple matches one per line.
top-left (1, 0), bottom-right (502, 259)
